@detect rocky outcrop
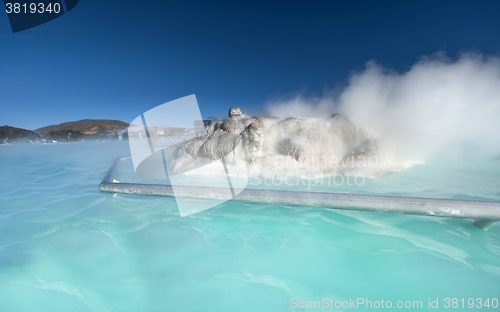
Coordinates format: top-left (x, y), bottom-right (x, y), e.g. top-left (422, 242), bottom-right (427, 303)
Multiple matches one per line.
top-left (241, 120), bottom-right (264, 162)
top-left (0, 125), bottom-right (40, 143)
top-left (169, 108), bottom-right (401, 178)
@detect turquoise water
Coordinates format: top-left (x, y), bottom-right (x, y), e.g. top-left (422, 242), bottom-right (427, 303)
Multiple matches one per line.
top-left (1, 141), bottom-right (499, 311)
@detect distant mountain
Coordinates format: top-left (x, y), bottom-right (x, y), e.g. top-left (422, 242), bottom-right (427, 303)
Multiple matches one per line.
top-left (34, 119), bottom-right (129, 137)
top-left (0, 125), bottom-right (40, 143)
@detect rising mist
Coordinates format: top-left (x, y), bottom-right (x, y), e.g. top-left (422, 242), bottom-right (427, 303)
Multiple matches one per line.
top-left (267, 53), bottom-right (500, 161)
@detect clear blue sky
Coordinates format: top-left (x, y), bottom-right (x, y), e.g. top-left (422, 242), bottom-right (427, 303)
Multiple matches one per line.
top-left (1, 0), bottom-right (500, 130)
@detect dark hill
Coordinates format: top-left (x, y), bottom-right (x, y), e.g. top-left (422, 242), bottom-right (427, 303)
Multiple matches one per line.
top-left (34, 119), bottom-right (129, 137)
top-left (0, 125), bottom-right (40, 143)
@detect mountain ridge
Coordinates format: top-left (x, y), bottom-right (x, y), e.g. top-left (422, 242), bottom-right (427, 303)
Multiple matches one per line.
top-left (34, 119), bottom-right (129, 136)
top-left (1, 119), bottom-right (129, 143)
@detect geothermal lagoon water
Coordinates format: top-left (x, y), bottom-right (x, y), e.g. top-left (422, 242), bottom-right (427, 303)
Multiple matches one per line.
top-left (1, 141), bottom-right (500, 311)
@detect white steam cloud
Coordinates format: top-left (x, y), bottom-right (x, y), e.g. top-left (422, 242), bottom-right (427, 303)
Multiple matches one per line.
top-left (267, 53), bottom-right (500, 160)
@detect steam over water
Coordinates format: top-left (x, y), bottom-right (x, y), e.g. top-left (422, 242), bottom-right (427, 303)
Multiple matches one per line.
top-left (169, 54), bottom-right (500, 181)
top-left (267, 53), bottom-right (500, 161)
top-left (2, 53), bottom-right (500, 311)
top-left (171, 110), bottom-right (413, 180)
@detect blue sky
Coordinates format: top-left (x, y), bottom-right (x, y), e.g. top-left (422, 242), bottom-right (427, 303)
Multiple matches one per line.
top-left (1, 0), bottom-right (500, 130)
